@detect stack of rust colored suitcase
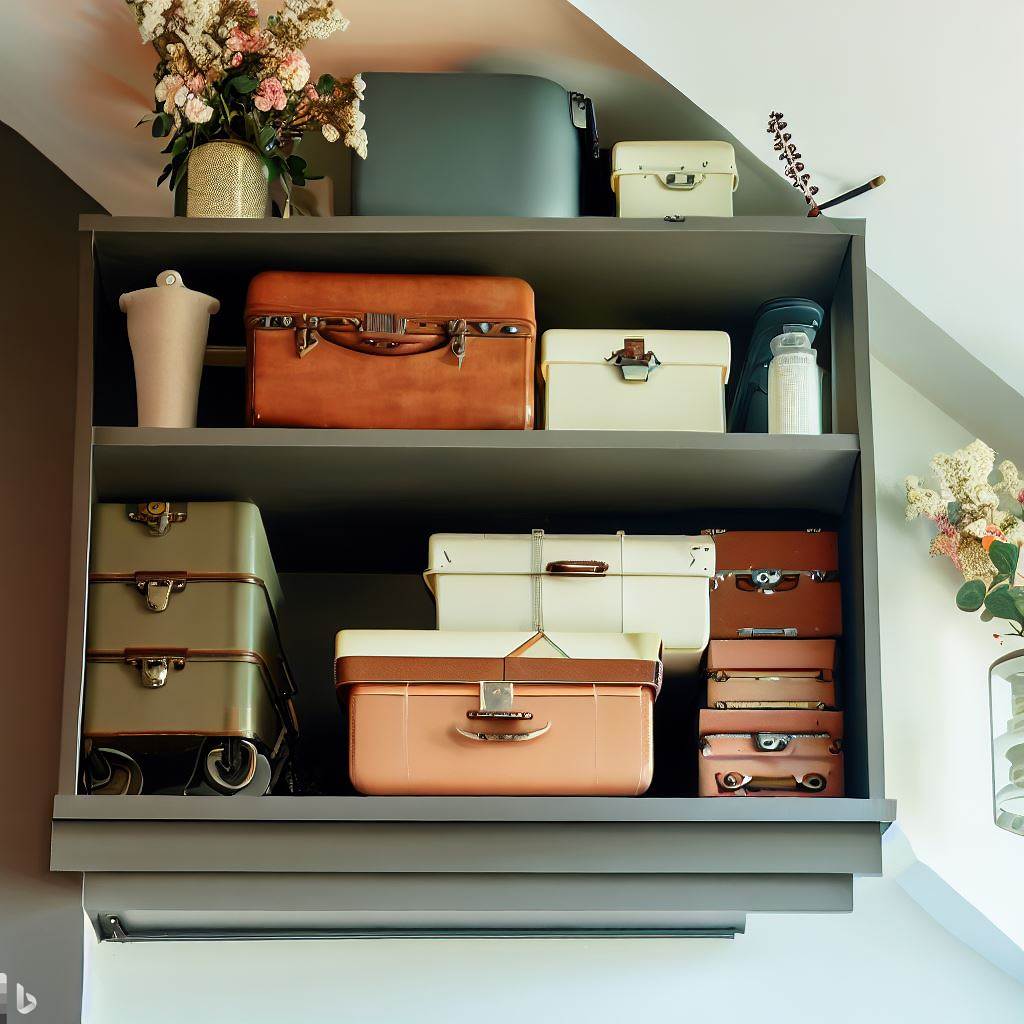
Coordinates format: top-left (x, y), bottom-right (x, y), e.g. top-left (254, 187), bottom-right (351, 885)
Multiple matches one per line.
top-left (697, 530), bottom-right (844, 797)
top-left (83, 501), bottom-right (298, 796)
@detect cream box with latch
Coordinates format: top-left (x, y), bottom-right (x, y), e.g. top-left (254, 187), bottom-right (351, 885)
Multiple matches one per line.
top-left (611, 140), bottom-right (738, 218)
top-left (426, 530), bottom-right (715, 673)
top-left (540, 330), bottom-right (731, 431)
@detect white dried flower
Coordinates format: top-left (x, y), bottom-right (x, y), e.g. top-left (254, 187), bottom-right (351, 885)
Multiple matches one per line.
top-left (321, 123), bottom-right (340, 142)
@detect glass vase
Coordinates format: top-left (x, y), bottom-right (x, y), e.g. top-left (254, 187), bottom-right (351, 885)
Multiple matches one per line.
top-left (989, 650), bottom-right (1024, 835)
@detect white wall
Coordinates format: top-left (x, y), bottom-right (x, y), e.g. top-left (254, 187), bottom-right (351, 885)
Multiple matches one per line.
top-left (871, 359), bottom-right (1024, 947)
top-left (85, 358), bottom-right (1024, 1022)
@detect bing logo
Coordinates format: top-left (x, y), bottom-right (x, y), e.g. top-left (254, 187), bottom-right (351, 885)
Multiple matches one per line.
top-left (0, 974), bottom-right (37, 1017)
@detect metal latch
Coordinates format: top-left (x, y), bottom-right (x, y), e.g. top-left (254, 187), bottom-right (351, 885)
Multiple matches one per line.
top-left (466, 681), bottom-right (532, 721)
top-left (449, 319), bottom-right (469, 369)
top-left (125, 653), bottom-right (186, 689)
top-left (750, 568), bottom-right (784, 593)
top-left (737, 628), bottom-right (798, 638)
top-left (606, 338), bottom-right (661, 382)
top-left (127, 502), bottom-right (187, 537)
top-left (753, 732), bottom-right (796, 752)
top-left (569, 92), bottom-right (588, 129)
top-left (133, 572), bottom-right (187, 612)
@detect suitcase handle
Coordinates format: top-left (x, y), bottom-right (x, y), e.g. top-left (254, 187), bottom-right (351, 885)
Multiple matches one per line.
top-left (456, 722), bottom-right (552, 743)
top-left (545, 560), bottom-right (610, 577)
top-left (717, 771), bottom-right (827, 793)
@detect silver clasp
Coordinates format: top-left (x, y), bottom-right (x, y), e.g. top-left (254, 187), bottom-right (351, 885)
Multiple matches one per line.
top-left (606, 338), bottom-right (661, 382)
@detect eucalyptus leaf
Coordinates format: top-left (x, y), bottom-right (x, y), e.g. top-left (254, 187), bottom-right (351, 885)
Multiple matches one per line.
top-left (156, 163), bottom-right (173, 187)
top-left (989, 540), bottom-right (1019, 578)
top-left (262, 154), bottom-right (280, 183)
top-left (286, 155), bottom-right (307, 175)
top-left (981, 609), bottom-right (995, 623)
top-left (955, 579), bottom-right (986, 612)
top-left (316, 73), bottom-right (336, 95)
top-left (171, 158), bottom-right (189, 191)
top-left (984, 584), bottom-right (1023, 623)
top-left (151, 113), bottom-right (171, 138)
top-left (231, 75), bottom-right (259, 94)
top-left (946, 501), bottom-right (962, 524)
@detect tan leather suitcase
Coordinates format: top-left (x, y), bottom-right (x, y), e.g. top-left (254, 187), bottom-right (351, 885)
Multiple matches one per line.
top-left (706, 529), bottom-right (842, 639)
top-left (706, 639), bottom-right (837, 709)
top-left (335, 630), bottom-right (662, 796)
top-left (245, 272), bottom-right (536, 429)
top-left (698, 708), bottom-right (844, 797)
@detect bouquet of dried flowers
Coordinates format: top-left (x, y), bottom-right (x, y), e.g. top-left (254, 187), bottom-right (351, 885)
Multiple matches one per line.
top-left (126, 0), bottom-right (366, 199)
top-left (906, 439), bottom-right (1024, 637)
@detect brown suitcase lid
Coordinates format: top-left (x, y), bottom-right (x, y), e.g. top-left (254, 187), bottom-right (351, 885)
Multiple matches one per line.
top-left (706, 530), bottom-right (839, 571)
top-left (246, 272), bottom-right (536, 325)
top-left (706, 639), bottom-right (836, 673)
top-left (699, 707), bottom-right (843, 737)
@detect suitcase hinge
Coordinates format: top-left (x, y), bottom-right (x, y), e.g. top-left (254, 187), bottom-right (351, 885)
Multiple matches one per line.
top-left (127, 502), bottom-right (187, 537)
top-left (606, 338), bottom-right (661, 382)
top-left (133, 572), bottom-right (187, 612)
top-left (124, 652), bottom-right (187, 689)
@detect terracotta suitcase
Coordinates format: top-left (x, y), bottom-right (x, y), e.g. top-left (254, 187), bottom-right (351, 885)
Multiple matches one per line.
top-left (706, 529), bottom-right (842, 639)
top-left (83, 501), bottom-right (297, 796)
top-left (335, 630), bottom-right (662, 796)
top-left (540, 330), bottom-right (731, 431)
top-left (245, 272), bottom-right (536, 429)
top-left (698, 708), bottom-right (844, 797)
top-left (706, 639), bottom-right (837, 709)
top-left (425, 530), bottom-right (714, 673)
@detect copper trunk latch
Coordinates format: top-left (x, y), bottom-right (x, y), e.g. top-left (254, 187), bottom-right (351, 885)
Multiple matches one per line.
top-left (606, 337), bottom-right (661, 381)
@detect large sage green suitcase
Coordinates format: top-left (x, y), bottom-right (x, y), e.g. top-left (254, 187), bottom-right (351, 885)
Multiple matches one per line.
top-left (351, 73), bottom-right (600, 216)
top-left (83, 501), bottom-right (297, 795)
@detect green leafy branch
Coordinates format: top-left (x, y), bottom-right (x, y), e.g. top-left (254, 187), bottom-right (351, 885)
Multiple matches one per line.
top-left (956, 540), bottom-right (1024, 637)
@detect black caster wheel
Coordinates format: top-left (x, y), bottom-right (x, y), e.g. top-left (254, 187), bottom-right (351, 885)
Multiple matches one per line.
top-left (203, 738), bottom-right (259, 794)
top-left (85, 748), bottom-right (143, 795)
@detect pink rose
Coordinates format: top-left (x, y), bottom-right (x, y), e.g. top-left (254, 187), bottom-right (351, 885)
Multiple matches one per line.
top-left (226, 26), bottom-right (265, 53)
top-left (231, 51), bottom-right (243, 68)
top-left (253, 77), bottom-right (286, 112)
top-left (278, 50), bottom-right (310, 91)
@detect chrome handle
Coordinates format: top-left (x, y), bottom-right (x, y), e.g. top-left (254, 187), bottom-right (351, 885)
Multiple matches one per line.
top-left (456, 722), bottom-right (552, 743)
top-left (718, 771), bottom-right (826, 793)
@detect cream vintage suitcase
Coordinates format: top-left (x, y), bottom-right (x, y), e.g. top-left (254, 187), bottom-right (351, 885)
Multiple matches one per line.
top-left (335, 630), bottom-right (662, 796)
top-left (611, 141), bottom-right (738, 218)
top-left (426, 530), bottom-right (714, 673)
top-left (540, 331), bottom-right (731, 431)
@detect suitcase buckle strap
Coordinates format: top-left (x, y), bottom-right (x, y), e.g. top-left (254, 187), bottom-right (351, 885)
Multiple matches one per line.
top-left (606, 338), bottom-right (661, 381)
top-left (133, 571), bottom-right (188, 612)
top-left (717, 771), bottom-right (827, 793)
top-left (127, 502), bottom-right (187, 537)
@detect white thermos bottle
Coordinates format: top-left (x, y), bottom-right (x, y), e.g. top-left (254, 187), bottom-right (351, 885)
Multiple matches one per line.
top-left (768, 331), bottom-right (822, 435)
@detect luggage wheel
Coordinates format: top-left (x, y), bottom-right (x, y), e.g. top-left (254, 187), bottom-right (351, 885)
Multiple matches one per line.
top-left (85, 747), bottom-right (144, 796)
top-left (203, 738), bottom-right (259, 794)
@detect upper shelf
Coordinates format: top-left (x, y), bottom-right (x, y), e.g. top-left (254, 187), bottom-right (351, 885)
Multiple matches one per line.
top-left (84, 215), bottom-right (861, 333)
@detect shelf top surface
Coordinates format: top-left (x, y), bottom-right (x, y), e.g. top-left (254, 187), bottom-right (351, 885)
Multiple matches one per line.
top-left (81, 214), bottom-right (866, 238)
top-left (54, 794), bottom-right (895, 824)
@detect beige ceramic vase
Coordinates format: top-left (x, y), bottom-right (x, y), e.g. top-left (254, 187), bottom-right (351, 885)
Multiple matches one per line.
top-left (119, 270), bottom-right (220, 427)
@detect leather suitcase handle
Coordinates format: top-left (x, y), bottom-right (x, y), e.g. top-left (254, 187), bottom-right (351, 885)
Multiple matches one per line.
top-left (718, 771), bottom-right (827, 793)
top-left (545, 560), bottom-right (610, 577)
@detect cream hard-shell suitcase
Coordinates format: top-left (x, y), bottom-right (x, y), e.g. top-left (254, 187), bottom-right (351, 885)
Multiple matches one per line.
top-left (335, 630), bottom-right (662, 796)
top-left (426, 531), bottom-right (714, 673)
top-left (540, 331), bottom-right (730, 431)
top-left (611, 141), bottom-right (738, 218)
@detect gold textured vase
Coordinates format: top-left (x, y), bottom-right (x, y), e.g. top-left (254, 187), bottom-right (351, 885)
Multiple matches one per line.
top-left (185, 141), bottom-right (268, 218)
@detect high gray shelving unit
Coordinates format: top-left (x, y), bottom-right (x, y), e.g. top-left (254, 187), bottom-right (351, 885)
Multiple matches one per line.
top-left (53, 215), bottom-right (893, 940)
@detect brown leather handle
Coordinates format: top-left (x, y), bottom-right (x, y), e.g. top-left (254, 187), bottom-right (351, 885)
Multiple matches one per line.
top-left (313, 325), bottom-right (449, 356)
top-left (545, 560), bottom-right (610, 577)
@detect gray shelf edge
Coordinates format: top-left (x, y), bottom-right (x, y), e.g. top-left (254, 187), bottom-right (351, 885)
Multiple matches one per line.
top-left (80, 214), bottom-right (865, 238)
top-left (53, 795), bottom-right (895, 824)
top-left (92, 427), bottom-right (862, 454)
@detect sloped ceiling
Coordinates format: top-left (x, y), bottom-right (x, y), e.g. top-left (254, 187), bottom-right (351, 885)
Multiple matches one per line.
top-left (571, 0), bottom-right (1024, 395)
